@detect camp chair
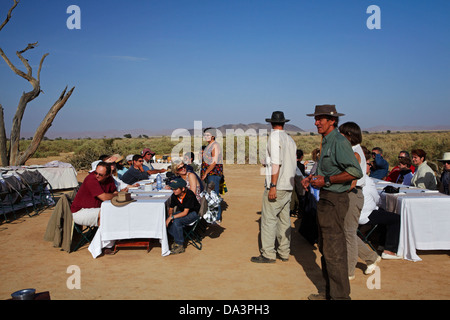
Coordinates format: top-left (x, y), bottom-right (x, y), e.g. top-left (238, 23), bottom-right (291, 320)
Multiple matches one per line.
top-left (0, 179), bottom-right (17, 222)
top-left (71, 223), bottom-right (98, 252)
top-left (183, 216), bottom-right (205, 250)
top-left (2, 175), bottom-right (33, 216)
top-left (65, 188), bottom-right (97, 253)
top-left (18, 170), bottom-right (55, 214)
top-left (357, 224), bottom-right (379, 252)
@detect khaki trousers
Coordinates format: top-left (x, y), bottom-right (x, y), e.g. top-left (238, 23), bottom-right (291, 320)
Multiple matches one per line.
top-left (260, 189), bottom-right (292, 260)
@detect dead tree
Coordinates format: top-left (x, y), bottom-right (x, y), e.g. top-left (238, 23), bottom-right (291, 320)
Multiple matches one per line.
top-left (0, 0), bottom-right (75, 166)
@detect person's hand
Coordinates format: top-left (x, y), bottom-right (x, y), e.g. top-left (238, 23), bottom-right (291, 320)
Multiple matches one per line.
top-left (268, 187), bottom-right (277, 201)
top-left (310, 175), bottom-right (325, 188)
top-left (301, 175), bottom-right (312, 191)
top-left (165, 216), bottom-right (172, 227)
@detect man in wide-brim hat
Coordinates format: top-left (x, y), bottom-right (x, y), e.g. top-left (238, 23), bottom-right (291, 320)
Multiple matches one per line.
top-left (302, 104), bottom-right (363, 300)
top-left (251, 111), bottom-right (297, 264)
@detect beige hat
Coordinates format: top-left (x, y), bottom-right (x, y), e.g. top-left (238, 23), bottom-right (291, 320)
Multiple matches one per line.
top-left (111, 192), bottom-right (136, 207)
top-left (438, 152), bottom-right (450, 162)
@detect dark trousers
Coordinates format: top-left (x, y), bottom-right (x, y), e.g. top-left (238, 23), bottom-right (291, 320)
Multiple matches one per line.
top-left (368, 208), bottom-right (400, 253)
top-left (316, 190), bottom-right (351, 300)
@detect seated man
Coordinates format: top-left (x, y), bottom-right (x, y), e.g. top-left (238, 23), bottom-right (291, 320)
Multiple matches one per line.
top-left (71, 162), bottom-right (118, 227)
top-left (142, 148), bottom-right (166, 175)
top-left (165, 178), bottom-right (200, 255)
top-left (385, 150), bottom-right (415, 182)
top-left (121, 154), bottom-right (150, 185)
top-left (369, 147), bottom-right (389, 180)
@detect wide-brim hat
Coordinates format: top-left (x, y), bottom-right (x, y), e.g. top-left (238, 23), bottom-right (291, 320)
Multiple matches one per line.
top-left (111, 192), bottom-right (136, 207)
top-left (108, 154), bottom-right (124, 163)
top-left (306, 104), bottom-right (345, 117)
top-left (438, 152), bottom-right (450, 162)
top-left (265, 111), bottom-right (290, 123)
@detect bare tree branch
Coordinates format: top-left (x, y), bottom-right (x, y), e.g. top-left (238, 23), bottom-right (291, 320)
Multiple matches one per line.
top-left (18, 86), bottom-right (75, 165)
top-left (0, 0), bottom-right (19, 32)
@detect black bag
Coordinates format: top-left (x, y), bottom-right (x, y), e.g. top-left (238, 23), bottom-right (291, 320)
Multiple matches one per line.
top-left (383, 186), bottom-right (400, 193)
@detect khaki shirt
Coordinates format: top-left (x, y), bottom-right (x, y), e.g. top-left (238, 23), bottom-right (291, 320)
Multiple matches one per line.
top-left (264, 129), bottom-right (297, 191)
top-left (317, 128), bottom-right (363, 193)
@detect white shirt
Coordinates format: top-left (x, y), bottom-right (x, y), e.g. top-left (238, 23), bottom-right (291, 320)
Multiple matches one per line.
top-left (359, 177), bottom-right (380, 225)
top-left (264, 129), bottom-right (297, 191)
top-left (352, 144), bottom-right (366, 187)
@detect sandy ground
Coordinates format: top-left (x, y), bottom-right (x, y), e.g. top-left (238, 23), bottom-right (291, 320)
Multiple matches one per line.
top-left (1, 160), bottom-right (449, 301)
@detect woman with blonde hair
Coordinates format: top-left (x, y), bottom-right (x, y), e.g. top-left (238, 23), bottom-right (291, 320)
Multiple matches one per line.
top-left (172, 160), bottom-right (202, 201)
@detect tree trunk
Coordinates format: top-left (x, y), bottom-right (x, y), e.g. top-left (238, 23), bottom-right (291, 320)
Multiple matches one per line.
top-left (0, 105), bottom-right (9, 166)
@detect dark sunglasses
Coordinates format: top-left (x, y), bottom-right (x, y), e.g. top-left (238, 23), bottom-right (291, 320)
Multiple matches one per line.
top-left (94, 171), bottom-right (106, 177)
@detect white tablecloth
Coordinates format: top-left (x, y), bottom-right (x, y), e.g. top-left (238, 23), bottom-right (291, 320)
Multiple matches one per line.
top-left (374, 179), bottom-right (450, 261)
top-left (34, 167), bottom-right (78, 190)
top-left (4, 165), bottom-right (79, 190)
top-left (88, 191), bottom-right (172, 258)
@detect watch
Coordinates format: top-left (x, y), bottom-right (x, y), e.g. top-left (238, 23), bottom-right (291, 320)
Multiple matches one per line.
top-left (269, 183), bottom-right (277, 188)
top-left (324, 176), bottom-right (332, 187)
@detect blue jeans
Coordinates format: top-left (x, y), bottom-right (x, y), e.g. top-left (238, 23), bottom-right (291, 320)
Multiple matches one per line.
top-left (206, 174), bottom-right (222, 220)
top-left (168, 211), bottom-right (199, 245)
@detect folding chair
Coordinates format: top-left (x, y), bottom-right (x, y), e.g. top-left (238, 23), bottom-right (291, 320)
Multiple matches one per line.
top-left (3, 175), bottom-right (33, 216)
top-left (71, 223), bottom-right (98, 252)
top-left (0, 179), bottom-right (17, 222)
top-left (183, 217), bottom-right (205, 250)
top-left (357, 224), bottom-right (378, 252)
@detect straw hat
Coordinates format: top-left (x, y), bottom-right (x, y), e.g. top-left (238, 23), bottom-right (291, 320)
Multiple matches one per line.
top-left (111, 191), bottom-right (136, 207)
top-left (438, 152), bottom-right (450, 162)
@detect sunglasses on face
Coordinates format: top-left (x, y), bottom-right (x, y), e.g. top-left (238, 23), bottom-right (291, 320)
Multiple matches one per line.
top-left (94, 171), bottom-right (106, 177)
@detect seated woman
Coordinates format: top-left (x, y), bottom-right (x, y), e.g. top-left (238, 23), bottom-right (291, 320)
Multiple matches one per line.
top-left (359, 177), bottom-right (402, 260)
top-left (172, 161), bottom-right (202, 202)
top-left (410, 149), bottom-right (437, 190)
top-left (166, 178), bottom-right (200, 255)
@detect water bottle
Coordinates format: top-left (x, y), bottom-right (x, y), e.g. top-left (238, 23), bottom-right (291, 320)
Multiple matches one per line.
top-left (156, 174), bottom-right (162, 191)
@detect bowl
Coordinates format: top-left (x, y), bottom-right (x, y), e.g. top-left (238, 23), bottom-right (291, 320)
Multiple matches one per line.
top-left (11, 288), bottom-right (36, 300)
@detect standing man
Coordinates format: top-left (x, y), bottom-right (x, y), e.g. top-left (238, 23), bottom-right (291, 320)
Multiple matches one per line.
top-left (302, 105), bottom-right (363, 300)
top-left (251, 111), bottom-right (297, 263)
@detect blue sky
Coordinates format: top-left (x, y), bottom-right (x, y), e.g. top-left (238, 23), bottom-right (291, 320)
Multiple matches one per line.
top-left (0, 0), bottom-right (449, 137)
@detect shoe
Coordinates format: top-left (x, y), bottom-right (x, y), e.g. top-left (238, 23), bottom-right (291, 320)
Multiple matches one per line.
top-left (170, 244), bottom-right (185, 255)
top-left (308, 292), bottom-right (328, 300)
top-left (250, 255), bottom-right (276, 264)
top-left (381, 252), bottom-right (402, 260)
top-left (348, 275), bottom-right (355, 280)
top-left (365, 256), bottom-right (381, 274)
top-left (277, 254), bottom-right (289, 262)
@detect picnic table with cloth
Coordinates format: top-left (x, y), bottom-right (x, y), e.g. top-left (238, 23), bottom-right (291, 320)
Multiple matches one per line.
top-left (373, 178), bottom-right (450, 261)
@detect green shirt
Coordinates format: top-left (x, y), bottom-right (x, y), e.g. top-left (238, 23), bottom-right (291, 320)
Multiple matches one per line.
top-left (317, 128), bottom-right (363, 193)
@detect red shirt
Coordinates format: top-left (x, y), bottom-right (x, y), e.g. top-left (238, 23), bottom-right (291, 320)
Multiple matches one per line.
top-left (385, 165), bottom-right (416, 182)
top-left (70, 172), bottom-right (117, 213)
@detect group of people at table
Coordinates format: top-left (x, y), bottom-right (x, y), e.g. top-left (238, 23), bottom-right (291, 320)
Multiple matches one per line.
top-left (67, 106), bottom-right (449, 300)
top-left (70, 128), bottom-right (224, 255)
